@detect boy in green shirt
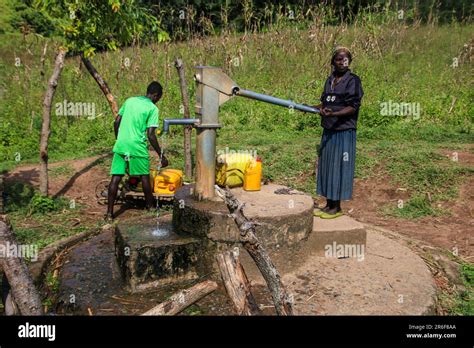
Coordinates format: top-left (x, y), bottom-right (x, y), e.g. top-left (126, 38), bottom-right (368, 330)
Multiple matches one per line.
top-left (105, 81), bottom-right (169, 220)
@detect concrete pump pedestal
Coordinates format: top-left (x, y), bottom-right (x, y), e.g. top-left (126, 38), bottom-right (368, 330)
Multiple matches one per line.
top-left (172, 184), bottom-right (314, 247)
top-left (115, 215), bottom-right (212, 292)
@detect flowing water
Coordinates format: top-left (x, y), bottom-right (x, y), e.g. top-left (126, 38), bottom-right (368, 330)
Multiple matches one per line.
top-left (154, 133), bottom-right (168, 228)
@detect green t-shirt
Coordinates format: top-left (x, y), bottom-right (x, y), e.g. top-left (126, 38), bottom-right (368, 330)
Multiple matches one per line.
top-left (113, 96), bottom-right (159, 158)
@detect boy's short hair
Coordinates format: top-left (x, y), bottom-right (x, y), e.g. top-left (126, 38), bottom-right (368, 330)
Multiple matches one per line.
top-left (147, 81), bottom-right (163, 97)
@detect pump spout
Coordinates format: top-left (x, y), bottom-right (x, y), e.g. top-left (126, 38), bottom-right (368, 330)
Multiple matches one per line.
top-left (233, 88), bottom-right (320, 114)
top-left (162, 118), bottom-right (201, 133)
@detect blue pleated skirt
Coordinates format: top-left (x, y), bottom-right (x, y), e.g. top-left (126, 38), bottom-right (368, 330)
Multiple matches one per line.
top-left (316, 128), bottom-right (356, 201)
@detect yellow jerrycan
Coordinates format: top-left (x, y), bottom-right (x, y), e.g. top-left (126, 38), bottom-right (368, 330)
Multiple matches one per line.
top-left (243, 156), bottom-right (262, 191)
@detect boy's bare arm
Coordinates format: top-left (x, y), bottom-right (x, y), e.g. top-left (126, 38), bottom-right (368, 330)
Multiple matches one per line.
top-left (146, 127), bottom-right (162, 155)
top-left (114, 115), bottom-right (122, 139)
top-left (147, 127), bottom-right (169, 167)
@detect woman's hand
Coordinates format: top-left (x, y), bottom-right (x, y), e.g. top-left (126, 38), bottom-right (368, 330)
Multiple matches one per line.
top-left (320, 107), bottom-right (333, 116)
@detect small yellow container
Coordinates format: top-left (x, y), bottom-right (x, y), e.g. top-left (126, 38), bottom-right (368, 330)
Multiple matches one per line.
top-left (243, 157), bottom-right (262, 191)
top-left (154, 169), bottom-right (183, 195)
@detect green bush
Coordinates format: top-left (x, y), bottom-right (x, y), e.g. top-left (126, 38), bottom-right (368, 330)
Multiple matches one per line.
top-left (4, 182), bottom-right (35, 212)
top-left (27, 192), bottom-right (67, 215)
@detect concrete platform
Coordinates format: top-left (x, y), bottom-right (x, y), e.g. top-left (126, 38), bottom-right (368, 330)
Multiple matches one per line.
top-left (115, 215), bottom-right (212, 292)
top-left (311, 215), bottom-right (367, 257)
top-left (240, 226), bottom-right (436, 315)
top-left (173, 184), bottom-right (314, 247)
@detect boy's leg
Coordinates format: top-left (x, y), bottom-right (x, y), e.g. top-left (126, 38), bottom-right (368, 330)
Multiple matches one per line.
top-left (128, 156), bottom-right (154, 211)
top-left (108, 153), bottom-right (127, 219)
top-left (107, 175), bottom-right (123, 218)
top-left (141, 175), bottom-right (155, 210)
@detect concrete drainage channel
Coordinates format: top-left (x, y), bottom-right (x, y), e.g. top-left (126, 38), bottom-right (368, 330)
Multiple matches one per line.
top-left (44, 183), bottom-right (436, 315)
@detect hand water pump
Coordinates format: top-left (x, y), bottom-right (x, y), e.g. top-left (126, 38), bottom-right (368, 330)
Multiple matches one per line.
top-left (163, 66), bottom-right (320, 200)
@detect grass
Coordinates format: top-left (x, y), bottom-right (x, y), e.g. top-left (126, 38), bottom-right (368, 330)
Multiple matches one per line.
top-left (4, 181), bottom-right (100, 249)
top-left (383, 195), bottom-right (444, 219)
top-left (439, 261), bottom-right (474, 316)
top-left (0, 21), bottom-right (473, 164)
top-left (451, 263), bottom-right (474, 315)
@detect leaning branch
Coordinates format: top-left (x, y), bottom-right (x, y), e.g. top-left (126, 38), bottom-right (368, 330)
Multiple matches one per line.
top-left (214, 185), bottom-right (294, 315)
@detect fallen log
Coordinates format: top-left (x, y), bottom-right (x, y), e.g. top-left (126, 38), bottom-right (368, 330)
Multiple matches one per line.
top-left (216, 247), bottom-right (261, 315)
top-left (142, 280), bottom-right (217, 316)
top-left (0, 221), bottom-right (42, 315)
top-left (2, 273), bottom-right (19, 315)
top-left (214, 185), bottom-right (294, 315)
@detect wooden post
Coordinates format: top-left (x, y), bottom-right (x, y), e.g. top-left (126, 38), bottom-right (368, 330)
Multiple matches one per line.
top-left (215, 185), bottom-right (294, 315)
top-left (174, 58), bottom-right (193, 179)
top-left (216, 247), bottom-right (261, 315)
top-left (142, 280), bottom-right (217, 316)
top-left (39, 48), bottom-right (67, 196)
top-left (0, 221), bottom-right (42, 315)
top-left (81, 53), bottom-right (119, 118)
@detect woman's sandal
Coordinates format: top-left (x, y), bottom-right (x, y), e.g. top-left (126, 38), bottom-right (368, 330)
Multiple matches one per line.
top-left (313, 208), bottom-right (325, 217)
top-left (319, 211), bottom-right (343, 219)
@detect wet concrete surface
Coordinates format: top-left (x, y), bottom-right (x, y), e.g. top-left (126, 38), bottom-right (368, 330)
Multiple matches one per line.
top-left (55, 221), bottom-right (240, 315)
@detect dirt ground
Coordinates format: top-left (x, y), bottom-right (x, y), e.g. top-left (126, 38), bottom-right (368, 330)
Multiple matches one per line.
top-left (4, 150), bottom-right (473, 259)
top-left (345, 149), bottom-right (474, 260)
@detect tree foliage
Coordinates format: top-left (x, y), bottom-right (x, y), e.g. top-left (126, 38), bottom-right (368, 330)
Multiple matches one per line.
top-left (34, 0), bottom-right (169, 56)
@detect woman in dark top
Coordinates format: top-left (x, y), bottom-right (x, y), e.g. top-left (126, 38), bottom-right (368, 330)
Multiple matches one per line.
top-left (314, 47), bottom-right (364, 219)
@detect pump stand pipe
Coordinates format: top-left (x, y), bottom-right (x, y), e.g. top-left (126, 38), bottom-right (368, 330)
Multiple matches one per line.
top-left (162, 118), bottom-right (201, 133)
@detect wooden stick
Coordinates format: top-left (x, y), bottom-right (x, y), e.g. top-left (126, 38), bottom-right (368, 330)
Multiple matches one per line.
top-left (216, 247), bottom-right (261, 315)
top-left (39, 42), bottom-right (48, 77)
top-left (39, 48), bottom-right (66, 196)
top-left (142, 280), bottom-right (217, 316)
top-left (81, 53), bottom-right (119, 118)
top-left (214, 185), bottom-right (294, 315)
top-left (174, 58), bottom-right (193, 179)
top-left (0, 221), bottom-right (42, 315)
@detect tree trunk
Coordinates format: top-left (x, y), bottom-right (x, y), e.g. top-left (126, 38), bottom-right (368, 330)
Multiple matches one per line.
top-left (216, 247), bottom-right (261, 315)
top-left (142, 280), bottom-right (217, 316)
top-left (0, 221), bottom-right (42, 315)
top-left (0, 175), bottom-right (4, 214)
top-left (2, 273), bottom-right (19, 315)
top-left (214, 186), bottom-right (294, 315)
top-left (174, 58), bottom-right (193, 178)
top-left (81, 53), bottom-right (119, 118)
top-left (39, 48), bottom-right (66, 196)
